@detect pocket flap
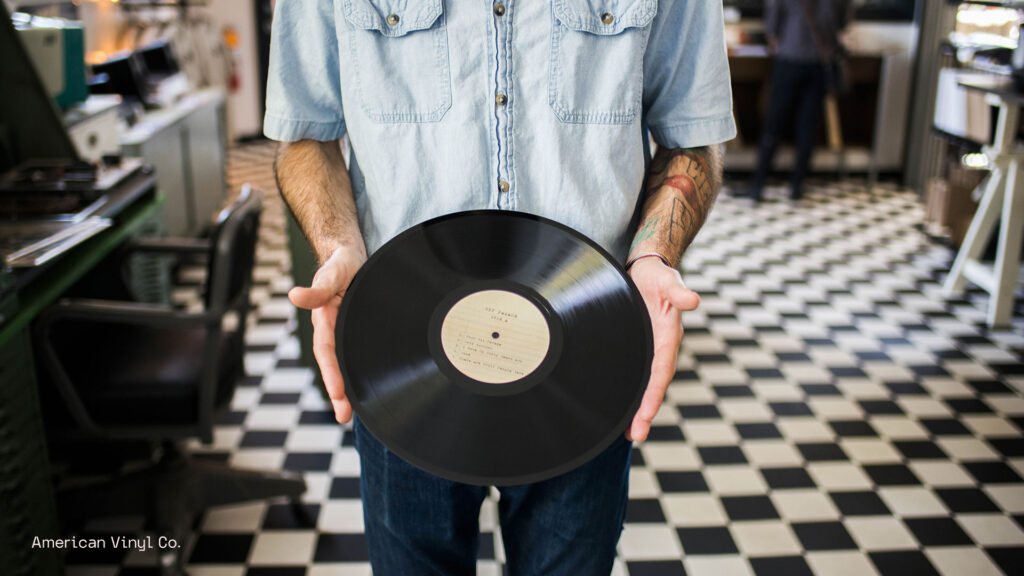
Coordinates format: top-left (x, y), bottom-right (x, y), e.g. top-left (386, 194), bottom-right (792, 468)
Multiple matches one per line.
top-left (553, 0), bottom-right (657, 35)
top-left (343, 0), bottom-right (443, 37)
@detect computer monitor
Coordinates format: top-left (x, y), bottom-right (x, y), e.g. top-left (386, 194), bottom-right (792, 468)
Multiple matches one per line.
top-left (0, 2), bottom-right (80, 173)
top-left (89, 50), bottom-right (150, 105)
top-left (139, 40), bottom-right (181, 78)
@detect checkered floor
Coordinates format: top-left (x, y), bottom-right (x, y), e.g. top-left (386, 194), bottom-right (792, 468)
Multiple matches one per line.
top-left (64, 141), bottom-right (1024, 576)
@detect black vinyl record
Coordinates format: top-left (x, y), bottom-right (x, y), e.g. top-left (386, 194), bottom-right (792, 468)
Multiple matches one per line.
top-left (338, 211), bottom-right (653, 486)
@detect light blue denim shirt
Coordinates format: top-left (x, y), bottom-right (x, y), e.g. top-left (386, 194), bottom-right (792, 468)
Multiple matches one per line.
top-left (264, 0), bottom-right (736, 262)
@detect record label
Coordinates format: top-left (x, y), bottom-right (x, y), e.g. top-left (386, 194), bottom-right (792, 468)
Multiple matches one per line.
top-left (439, 289), bottom-right (551, 384)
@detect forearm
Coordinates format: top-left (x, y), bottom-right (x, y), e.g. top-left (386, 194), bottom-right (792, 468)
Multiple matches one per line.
top-left (274, 139), bottom-right (366, 263)
top-left (628, 145), bottom-right (724, 267)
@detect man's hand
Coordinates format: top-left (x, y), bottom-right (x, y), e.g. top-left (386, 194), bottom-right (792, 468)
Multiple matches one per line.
top-left (625, 145), bottom-right (721, 440)
top-left (288, 247), bottom-right (367, 423)
top-left (275, 139), bottom-right (366, 424)
top-left (626, 257), bottom-right (700, 442)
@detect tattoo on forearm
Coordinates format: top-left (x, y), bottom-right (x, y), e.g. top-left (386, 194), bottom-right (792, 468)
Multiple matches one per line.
top-left (634, 217), bottom-right (659, 244)
top-left (629, 145), bottom-right (723, 267)
top-left (669, 197), bottom-right (685, 245)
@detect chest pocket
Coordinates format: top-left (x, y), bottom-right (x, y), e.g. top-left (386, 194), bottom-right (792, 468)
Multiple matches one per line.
top-left (341, 0), bottom-right (451, 123)
top-left (549, 0), bottom-right (657, 124)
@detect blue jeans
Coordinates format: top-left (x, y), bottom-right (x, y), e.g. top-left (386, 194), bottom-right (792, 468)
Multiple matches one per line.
top-left (353, 418), bottom-right (632, 575)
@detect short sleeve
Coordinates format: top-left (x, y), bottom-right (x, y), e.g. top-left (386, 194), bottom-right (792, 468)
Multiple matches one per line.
top-left (263, 0), bottom-right (347, 142)
top-left (642, 0), bottom-right (737, 149)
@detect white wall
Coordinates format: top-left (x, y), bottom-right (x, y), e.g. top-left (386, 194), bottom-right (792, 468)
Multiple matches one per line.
top-left (205, 0), bottom-right (263, 140)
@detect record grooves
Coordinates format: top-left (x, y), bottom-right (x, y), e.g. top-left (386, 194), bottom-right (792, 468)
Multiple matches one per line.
top-left (338, 211), bottom-right (653, 486)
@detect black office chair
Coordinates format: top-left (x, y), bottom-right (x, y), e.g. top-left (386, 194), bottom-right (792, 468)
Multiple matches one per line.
top-left (34, 185), bottom-right (305, 574)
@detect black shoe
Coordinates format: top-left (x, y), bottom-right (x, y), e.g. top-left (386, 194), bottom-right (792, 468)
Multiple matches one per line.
top-left (736, 188), bottom-right (763, 203)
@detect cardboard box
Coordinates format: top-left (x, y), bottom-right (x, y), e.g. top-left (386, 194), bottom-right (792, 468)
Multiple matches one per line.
top-left (925, 178), bottom-right (948, 226)
top-left (924, 159), bottom-right (984, 248)
top-left (946, 162), bottom-right (984, 247)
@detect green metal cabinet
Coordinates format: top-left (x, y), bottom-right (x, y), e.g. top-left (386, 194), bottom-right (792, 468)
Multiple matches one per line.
top-left (0, 319), bottom-right (62, 575)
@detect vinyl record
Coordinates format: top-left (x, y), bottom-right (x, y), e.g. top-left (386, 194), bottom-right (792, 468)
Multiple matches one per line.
top-left (338, 210), bottom-right (653, 486)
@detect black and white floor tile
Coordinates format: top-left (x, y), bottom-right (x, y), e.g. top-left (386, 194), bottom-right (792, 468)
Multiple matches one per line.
top-left (65, 142), bottom-right (1024, 575)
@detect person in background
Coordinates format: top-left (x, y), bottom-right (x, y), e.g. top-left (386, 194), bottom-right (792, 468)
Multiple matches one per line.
top-left (746, 0), bottom-right (851, 202)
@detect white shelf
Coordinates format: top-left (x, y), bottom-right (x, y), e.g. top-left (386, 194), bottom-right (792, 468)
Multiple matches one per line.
top-left (10, 0), bottom-right (75, 8)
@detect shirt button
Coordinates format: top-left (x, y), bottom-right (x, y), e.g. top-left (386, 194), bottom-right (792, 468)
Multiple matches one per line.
top-left (498, 181), bottom-right (510, 193)
top-left (495, 93), bottom-right (507, 106)
top-left (494, 4), bottom-right (506, 16)
top-left (386, 13), bottom-right (400, 26)
top-left (601, 12), bottom-right (614, 24)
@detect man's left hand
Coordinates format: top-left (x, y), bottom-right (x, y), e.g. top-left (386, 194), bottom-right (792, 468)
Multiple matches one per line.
top-left (626, 257), bottom-right (700, 442)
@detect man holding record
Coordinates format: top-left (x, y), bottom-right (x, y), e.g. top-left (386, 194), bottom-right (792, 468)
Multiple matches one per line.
top-left (266, 0), bottom-right (735, 573)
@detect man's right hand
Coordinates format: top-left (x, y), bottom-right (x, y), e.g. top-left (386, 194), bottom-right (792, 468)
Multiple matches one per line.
top-left (288, 246), bottom-right (367, 423)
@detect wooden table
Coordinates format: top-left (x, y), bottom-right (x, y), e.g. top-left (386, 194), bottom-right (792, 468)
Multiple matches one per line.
top-left (942, 74), bottom-right (1024, 328)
